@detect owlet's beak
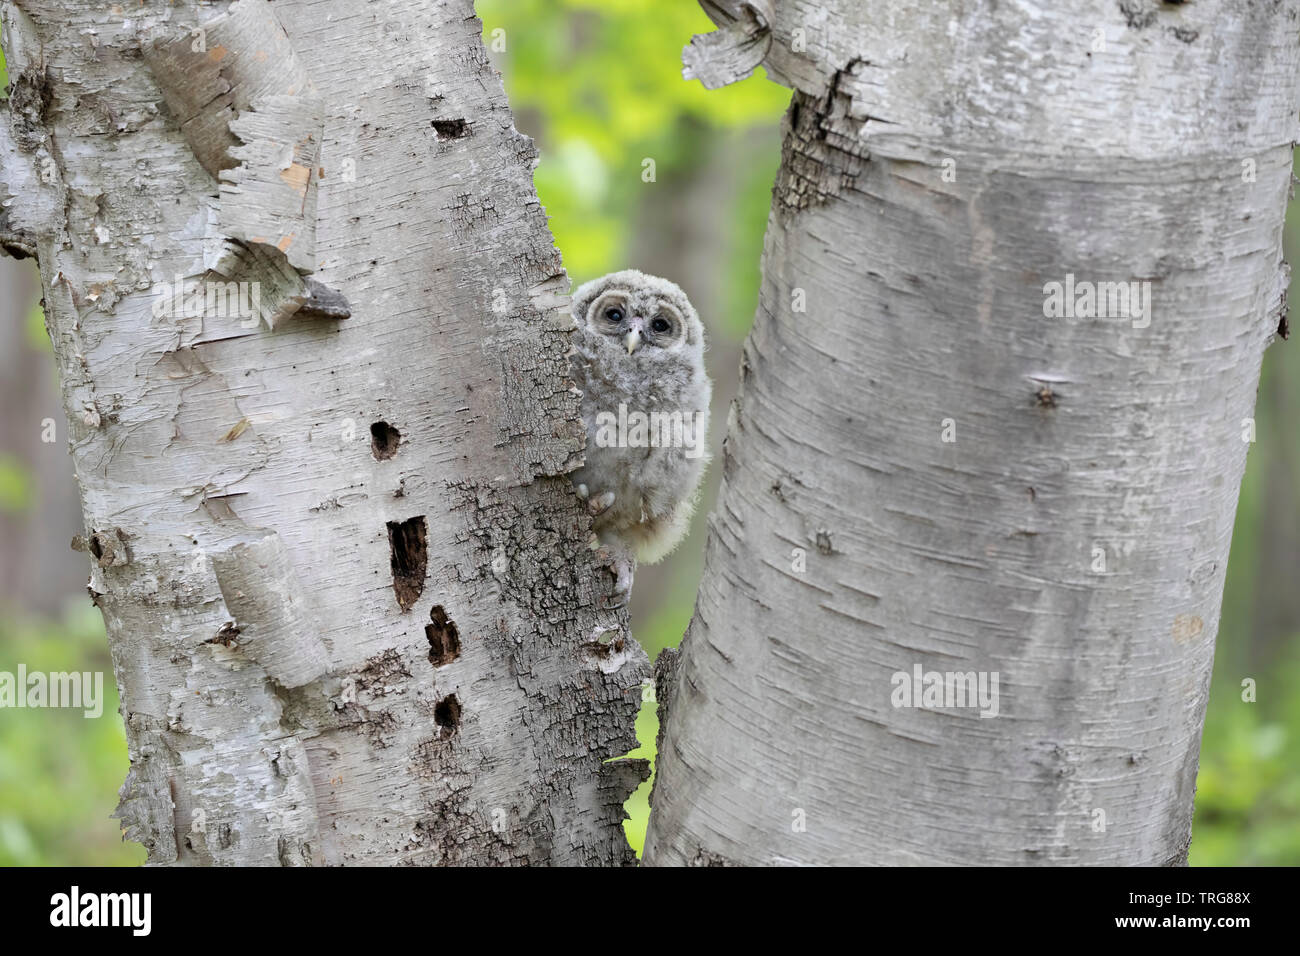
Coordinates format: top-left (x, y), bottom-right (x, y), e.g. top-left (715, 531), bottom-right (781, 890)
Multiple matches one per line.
top-left (624, 327), bottom-right (642, 354)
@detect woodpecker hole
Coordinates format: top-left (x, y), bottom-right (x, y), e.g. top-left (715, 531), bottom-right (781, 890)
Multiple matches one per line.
top-left (370, 421), bottom-right (401, 460)
top-left (387, 516), bottom-right (427, 612)
top-left (425, 605), bottom-right (461, 666)
top-left (434, 694), bottom-right (461, 736)
top-left (431, 118), bottom-right (469, 139)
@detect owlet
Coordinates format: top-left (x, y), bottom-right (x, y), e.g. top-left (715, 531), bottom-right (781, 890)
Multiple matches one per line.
top-left (568, 270), bottom-right (712, 604)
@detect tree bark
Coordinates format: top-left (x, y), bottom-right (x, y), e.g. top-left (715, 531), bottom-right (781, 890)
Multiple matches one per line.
top-left (646, 0), bottom-right (1300, 865)
top-left (1, 0), bottom-right (647, 865)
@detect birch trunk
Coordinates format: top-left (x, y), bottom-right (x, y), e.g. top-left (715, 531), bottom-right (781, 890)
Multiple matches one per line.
top-left (645, 0), bottom-right (1300, 865)
top-left (1, 0), bottom-right (647, 865)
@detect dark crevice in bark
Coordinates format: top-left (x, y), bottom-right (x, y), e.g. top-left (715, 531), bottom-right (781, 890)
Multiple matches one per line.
top-left (431, 118), bottom-right (470, 139)
top-left (434, 694), bottom-right (462, 736)
top-left (772, 62), bottom-right (869, 217)
top-left (386, 515), bottom-right (428, 611)
top-left (425, 605), bottom-right (461, 666)
top-left (370, 420), bottom-right (401, 459)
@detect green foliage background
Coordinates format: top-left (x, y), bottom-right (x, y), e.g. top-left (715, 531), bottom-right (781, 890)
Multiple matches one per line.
top-left (0, 0), bottom-right (1296, 865)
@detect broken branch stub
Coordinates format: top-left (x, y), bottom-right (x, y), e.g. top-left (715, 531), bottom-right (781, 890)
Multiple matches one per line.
top-left (682, 0), bottom-right (774, 89)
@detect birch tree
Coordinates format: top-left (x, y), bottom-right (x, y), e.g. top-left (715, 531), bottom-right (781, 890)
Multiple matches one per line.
top-left (645, 0), bottom-right (1300, 865)
top-left (0, 0), bottom-right (648, 865)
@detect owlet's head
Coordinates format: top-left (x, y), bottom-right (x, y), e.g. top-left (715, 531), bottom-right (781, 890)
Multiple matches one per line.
top-left (570, 269), bottom-right (704, 359)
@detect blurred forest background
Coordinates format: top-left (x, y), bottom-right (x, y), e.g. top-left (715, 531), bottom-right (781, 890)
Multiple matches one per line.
top-left (1, 0), bottom-right (1297, 865)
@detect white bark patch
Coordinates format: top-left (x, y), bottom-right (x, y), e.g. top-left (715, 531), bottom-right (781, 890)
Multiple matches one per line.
top-left (144, 0), bottom-right (327, 327)
top-left (223, 95), bottom-right (322, 273)
top-left (210, 533), bottom-right (330, 689)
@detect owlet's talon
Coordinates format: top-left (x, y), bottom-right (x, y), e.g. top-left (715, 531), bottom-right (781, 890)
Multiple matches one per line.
top-left (599, 550), bottom-right (636, 609)
top-left (588, 491), bottom-right (616, 517)
top-left (575, 483), bottom-right (589, 500)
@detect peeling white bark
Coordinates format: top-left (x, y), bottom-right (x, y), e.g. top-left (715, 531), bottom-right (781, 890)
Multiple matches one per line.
top-left (682, 0), bottom-right (773, 90)
top-left (2, 0), bottom-right (646, 865)
top-left (646, 0), bottom-right (1300, 865)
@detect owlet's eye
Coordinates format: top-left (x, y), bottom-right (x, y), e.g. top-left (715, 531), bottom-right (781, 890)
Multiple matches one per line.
top-left (604, 307), bottom-right (624, 322)
top-left (651, 317), bottom-right (671, 334)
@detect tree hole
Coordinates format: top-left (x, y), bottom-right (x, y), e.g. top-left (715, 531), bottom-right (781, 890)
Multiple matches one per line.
top-left (434, 694), bottom-right (461, 736)
top-left (386, 516), bottom-right (427, 612)
top-left (370, 421), bottom-right (401, 460)
top-left (425, 605), bottom-right (461, 666)
top-left (431, 118), bottom-right (469, 139)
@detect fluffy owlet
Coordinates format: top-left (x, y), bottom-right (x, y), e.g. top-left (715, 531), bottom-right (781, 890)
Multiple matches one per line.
top-left (568, 269), bottom-right (712, 604)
